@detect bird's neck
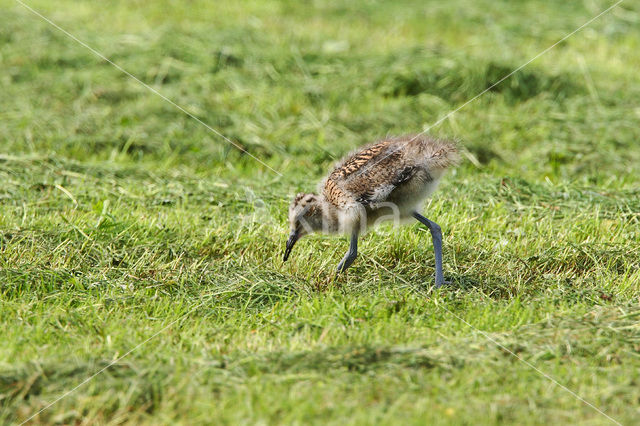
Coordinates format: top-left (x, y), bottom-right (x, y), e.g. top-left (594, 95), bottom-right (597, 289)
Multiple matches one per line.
top-left (319, 194), bottom-right (369, 235)
top-left (317, 196), bottom-right (342, 234)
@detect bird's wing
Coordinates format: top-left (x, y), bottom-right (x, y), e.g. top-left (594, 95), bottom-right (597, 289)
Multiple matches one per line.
top-left (324, 140), bottom-right (418, 207)
top-left (351, 165), bottom-right (418, 206)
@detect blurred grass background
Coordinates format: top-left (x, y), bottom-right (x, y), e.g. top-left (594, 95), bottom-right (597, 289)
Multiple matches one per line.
top-left (1, 0), bottom-right (639, 424)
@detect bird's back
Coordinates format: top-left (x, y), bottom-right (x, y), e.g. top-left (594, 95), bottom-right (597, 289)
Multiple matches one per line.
top-left (322, 135), bottom-right (458, 211)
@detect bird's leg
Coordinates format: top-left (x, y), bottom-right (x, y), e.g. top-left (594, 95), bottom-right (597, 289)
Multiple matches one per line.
top-left (412, 212), bottom-right (445, 288)
top-left (336, 232), bottom-right (359, 274)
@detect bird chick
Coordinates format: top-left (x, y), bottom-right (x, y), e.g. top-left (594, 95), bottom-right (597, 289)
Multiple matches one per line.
top-left (284, 134), bottom-right (459, 287)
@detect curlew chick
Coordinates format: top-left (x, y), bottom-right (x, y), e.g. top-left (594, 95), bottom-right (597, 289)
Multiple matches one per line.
top-left (283, 135), bottom-right (459, 287)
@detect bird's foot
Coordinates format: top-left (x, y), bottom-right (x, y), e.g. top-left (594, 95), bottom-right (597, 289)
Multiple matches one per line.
top-left (433, 278), bottom-right (452, 289)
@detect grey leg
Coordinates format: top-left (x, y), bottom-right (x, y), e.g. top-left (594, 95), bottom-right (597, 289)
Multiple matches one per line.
top-left (336, 232), bottom-right (358, 273)
top-left (412, 212), bottom-right (445, 288)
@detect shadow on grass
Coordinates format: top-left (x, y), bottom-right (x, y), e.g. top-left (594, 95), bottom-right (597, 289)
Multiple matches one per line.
top-left (445, 272), bottom-right (515, 299)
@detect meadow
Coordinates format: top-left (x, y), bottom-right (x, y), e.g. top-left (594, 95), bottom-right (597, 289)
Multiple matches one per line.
top-left (1, 0), bottom-right (639, 424)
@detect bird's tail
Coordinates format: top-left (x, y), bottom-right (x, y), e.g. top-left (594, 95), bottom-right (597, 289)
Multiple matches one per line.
top-left (422, 138), bottom-right (461, 171)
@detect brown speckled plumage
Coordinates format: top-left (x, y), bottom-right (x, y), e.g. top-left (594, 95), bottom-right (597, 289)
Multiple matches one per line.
top-left (322, 135), bottom-right (458, 209)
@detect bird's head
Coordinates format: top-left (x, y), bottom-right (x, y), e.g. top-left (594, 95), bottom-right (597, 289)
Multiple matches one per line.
top-left (283, 192), bottom-right (324, 261)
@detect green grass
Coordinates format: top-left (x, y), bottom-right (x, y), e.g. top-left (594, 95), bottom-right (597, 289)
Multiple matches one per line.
top-left (1, 0), bottom-right (640, 424)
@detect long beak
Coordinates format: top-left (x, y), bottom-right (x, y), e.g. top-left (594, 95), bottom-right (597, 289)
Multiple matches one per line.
top-left (283, 230), bottom-right (300, 262)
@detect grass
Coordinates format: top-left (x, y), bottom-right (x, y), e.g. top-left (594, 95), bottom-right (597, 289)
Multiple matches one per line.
top-left (1, 0), bottom-right (639, 424)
